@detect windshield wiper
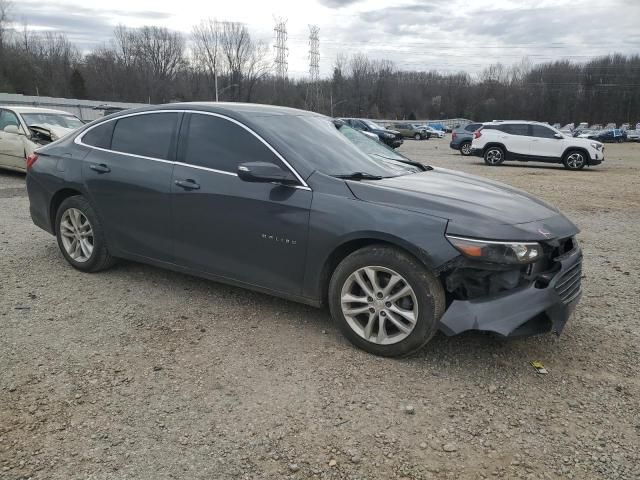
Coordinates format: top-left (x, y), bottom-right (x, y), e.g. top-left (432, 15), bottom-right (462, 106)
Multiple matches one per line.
top-left (333, 172), bottom-right (384, 180)
top-left (372, 154), bottom-right (431, 171)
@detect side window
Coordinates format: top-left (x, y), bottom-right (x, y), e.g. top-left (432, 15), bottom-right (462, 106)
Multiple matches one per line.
top-left (0, 110), bottom-right (20, 131)
top-left (531, 125), bottom-right (556, 139)
top-left (181, 114), bottom-right (283, 173)
top-left (111, 113), bottom-right (180, 160)
top-left (82, 121), bottom-right (115, 149)
top-left (503, 124), bottom-right (530, 136)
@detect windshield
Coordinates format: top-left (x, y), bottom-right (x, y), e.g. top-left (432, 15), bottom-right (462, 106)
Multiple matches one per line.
top-left (362, 119), bottom-right (384, 130)
top-left (337, 124), bottom-right (421, 175)
top-left (251, 115), bottom-right (420, 178)
top-left (21, 113), bottom-right (83, 130)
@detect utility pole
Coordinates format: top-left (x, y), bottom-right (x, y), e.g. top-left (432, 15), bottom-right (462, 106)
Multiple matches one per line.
top-left (273, 17), bottom-right (288, 81)
top-left (307, 25), bottom-right (320, 111)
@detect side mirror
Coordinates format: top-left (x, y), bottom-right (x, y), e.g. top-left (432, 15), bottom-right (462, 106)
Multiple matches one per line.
top-left (237, 162), bottom-right (297, 185)
top-left (554, 133), bottom-right (564, 139)
top-left (3, 125), bottom-right (22, 135)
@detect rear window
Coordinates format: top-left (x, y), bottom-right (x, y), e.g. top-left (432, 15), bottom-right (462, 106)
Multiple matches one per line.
top-left (503, 124), bottom-right (530, 136)
top-left (464, 123), bottom-right (482, 132)
top-left (111, 113), bottom-right (180, 160)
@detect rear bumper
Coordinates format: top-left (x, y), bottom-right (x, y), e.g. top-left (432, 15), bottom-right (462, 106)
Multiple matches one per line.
top-left (26, 174), bottom-right (55, 234)
top-left (438, 248), bottom-right (582, 337)
top-left (449, 141), bottom-right (461, 150)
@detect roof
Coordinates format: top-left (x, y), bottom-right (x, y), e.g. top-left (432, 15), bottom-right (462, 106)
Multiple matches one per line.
top-left (0, 105), bottom-right (76, 115)
top-left (484, 120), bottom-right (550, 126)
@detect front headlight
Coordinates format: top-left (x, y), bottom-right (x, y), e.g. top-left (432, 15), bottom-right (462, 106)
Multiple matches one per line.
top-left (446, 235), bottom-right (542, 264)
top-left (590, 142), bottom-right (603, 151)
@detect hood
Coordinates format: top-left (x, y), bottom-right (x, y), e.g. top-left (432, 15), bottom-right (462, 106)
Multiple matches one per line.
top-left (346, 167), bottom-right (578, 240)
top-left (374, 128), bottom-right (400, 136)
top-left (29, 124), bottom-right (75, 140)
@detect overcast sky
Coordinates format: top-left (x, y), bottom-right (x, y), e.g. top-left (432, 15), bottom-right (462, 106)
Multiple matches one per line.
top-left (7, 0), bottom-right (640, 77)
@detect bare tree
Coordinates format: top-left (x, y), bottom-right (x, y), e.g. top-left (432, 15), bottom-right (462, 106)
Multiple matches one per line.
top-left (192, 18), bottom-right (221, 100)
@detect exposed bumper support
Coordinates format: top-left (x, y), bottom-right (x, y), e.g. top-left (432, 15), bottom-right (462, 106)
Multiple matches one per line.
top-left (438, 248), bottom-right (582, 337)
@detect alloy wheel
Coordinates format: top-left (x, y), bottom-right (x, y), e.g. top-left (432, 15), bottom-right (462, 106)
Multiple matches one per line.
top-left (59, 208), bottom-right (94, 263)
top-left (340, 266), bottom-right (418, 345)
top-left (566, 152), bottom-right (585, 169)
top-left (461, 143), bottom-right (471, 155)
top-left (485, 148), bottom-right (503, 165)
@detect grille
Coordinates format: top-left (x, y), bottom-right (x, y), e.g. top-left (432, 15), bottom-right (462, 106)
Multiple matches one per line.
top-left (554, 260), bottom-right (582, 304)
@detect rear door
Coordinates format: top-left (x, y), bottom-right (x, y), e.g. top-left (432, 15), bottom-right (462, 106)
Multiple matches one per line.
top-left (81, 112), bottom-right (181, 261)
top-left (0, 109), bottom-right (27, 169)
top-left (170, 112), bottom-right (312, 295)
top-left (501, 123), bottom-right (531, 156)
top-left (529, 124), bottom-right (564, 159)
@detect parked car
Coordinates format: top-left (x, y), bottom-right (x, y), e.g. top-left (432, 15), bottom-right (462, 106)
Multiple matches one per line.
top-left (576, 130), bottom-right (598, 139)
top-left (414, 124), bottom-right (445, 138)
top-left (594, 129), bottom-right (627, 143)
top-left (26, 103), bottom-right (583, 357)
top-left (340, 118), bottom-right (403, 148)
top-left (392, 122), bottom-right (429, 140)
top-left (471, 120), bottom-right (604, 170)
top-left (625, 129), bottom-right (639, 142)
top-left (0, 106), bottom-right (84, 172)
top-left (604, 123), bottom-right (616, 130)
top-left (620, 123), bottom-right (630, 131)
top-left (450, 122), bottom-right (484, 156)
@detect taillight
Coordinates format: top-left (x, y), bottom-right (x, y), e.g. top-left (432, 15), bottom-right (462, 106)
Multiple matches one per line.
top-left (26, 153), bottom-right (39, 170)
top-left (452, 132), bottom-right (457, 140)
top-left (474, 131), bottom-right (482, 139)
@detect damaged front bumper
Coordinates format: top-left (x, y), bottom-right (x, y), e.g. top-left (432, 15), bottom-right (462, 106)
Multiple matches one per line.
top-left (438, 246), bottom-right (582, 337)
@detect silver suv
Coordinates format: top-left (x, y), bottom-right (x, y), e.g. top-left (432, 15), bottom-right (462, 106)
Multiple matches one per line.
top-left (470, 121), bottom-right (604, 170)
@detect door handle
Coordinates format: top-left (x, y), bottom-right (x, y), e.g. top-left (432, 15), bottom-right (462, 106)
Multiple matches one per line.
top-left (175, 179), bottom-right (200, 190)
top-left (89, 163), bottom-right (110, 173)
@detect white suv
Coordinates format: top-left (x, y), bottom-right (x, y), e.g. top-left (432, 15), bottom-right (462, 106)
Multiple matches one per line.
top-left (470, 121), bottom-right (604, 170)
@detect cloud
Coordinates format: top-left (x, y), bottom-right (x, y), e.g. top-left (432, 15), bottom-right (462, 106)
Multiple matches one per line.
top-left (318, 0), bottom-right (363, 8)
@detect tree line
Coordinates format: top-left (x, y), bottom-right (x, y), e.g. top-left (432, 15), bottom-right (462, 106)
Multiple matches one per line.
top-left (1, 2), bottom-right (639, 124)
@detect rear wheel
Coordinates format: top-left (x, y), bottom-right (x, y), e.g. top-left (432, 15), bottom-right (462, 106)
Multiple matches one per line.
top-left (55, 196), bottom-right (116, 272)
top-left (563, 150), bottom-right (587, 170)
top-left (414, 132), bottom-right (421, 140)
top-left (460, 141), bottom-right (472, 156)
top-left (484, 146), bottom-right (505, 166)
top-left (328, 245), bottom-right (445, 357)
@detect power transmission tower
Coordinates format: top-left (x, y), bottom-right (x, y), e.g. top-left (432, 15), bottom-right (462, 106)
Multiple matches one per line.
top-left (308, 25), bottom-right (320, 111)
top-left (273, 17), bottom-right (288, 81)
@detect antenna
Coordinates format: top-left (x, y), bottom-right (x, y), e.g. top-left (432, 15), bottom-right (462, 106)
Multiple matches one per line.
top-left (273, 17), bottom-right (289, 80)
top-left (308, 25), bottom-right (320, 111)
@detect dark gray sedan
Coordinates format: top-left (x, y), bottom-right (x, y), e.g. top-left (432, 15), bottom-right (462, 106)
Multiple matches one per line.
top-left (26, 103), bottom-right (583, 357)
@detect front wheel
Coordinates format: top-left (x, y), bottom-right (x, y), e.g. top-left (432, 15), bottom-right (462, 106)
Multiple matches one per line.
top-left (563, 150), bottom-right (587, 170)
top-left (484, 146), bottom-right (505, 166)
top-left (414, 133), bottom-right (421, 140)
top-left (55, 196), bottom-right (116, 272)
top-left (460, 141), bottom-right (472, 156)
top-left (328, 245), bottom-right (445, 357)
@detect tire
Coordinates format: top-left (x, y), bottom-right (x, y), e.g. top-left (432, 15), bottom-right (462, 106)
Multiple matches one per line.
top-left (414, 133), bottom-right (421, 140)
top-left (328, 245), bottom-right (445, 357)
top-left (484, 146), bottom-right (505, 166)
top-left (55, 196), bottom-right (116, 272)
top-left (563, 150), bottom-right (587, 170)
top-left (460, 141), bottom-right (472, 156)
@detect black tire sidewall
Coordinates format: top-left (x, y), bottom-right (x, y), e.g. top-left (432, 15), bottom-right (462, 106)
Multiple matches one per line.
top-left (55, 196), bottom-right (109, 272)
top-left (328, 246), bottom-right (444, 357)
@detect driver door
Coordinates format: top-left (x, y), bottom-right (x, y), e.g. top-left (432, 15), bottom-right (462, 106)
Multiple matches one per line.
top-left (0, 109), bottom-right (27, 170)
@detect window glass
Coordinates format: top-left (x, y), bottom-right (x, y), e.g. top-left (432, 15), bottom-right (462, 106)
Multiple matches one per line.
top-left (82, 121), bottom-right (115, 149)
top-left (465, 123), bottom-right (482, 132)
top-left (21, 113), bottom-right (83, 129)
top-left (531, 125), bottom-right (557, 139)
top-left (182, 114), bottom-right (282, 172)
top-left (111, 113), bottom-right (179, 160)
top-left (503, 124), bottom-right (530, 136)
top-left (0, 110), bottom-right (20, 131)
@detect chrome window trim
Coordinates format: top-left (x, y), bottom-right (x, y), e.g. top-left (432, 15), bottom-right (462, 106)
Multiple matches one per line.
top-left (74, 109), bottom-right (311, 190)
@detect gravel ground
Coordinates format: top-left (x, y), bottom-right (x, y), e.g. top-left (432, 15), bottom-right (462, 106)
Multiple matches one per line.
top-left (1, 141), bottom-right (639, 480)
